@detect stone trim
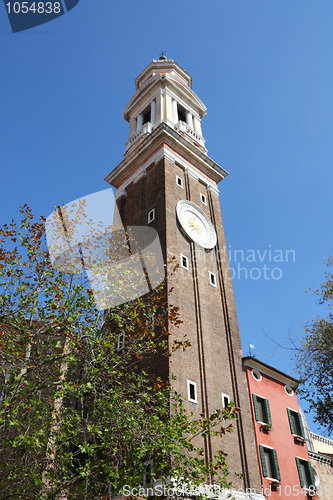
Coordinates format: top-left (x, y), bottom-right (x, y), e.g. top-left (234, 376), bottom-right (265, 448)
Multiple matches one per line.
top-left (309, 450), bottom-right (332, 465)
top-left (175, 120), bottom-right (205, 147)
top-left (105, 122), bottom-right (228, 188)
top-left (113, 145), bottom-right (220, 198)
top-left (311, 432), bottom-right (333, 447)
top-left (126, 122), bottom-right (153, 150)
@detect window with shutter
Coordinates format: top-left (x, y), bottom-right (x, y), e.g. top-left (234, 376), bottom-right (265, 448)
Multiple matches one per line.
top-left (308, 462), bottom-right (316, 490)
top-left (287, 409), bottom-right (305, 437)
top-left (296, 457), bottom-right (305, 487)
top-left (264, 449), bottom-right (273, 478)
top-left (264, 398), bottom-right (272, 426)
top-left (296, 458), bottom-right (316, 490)
top-left (259, 445), bottom-right (267, 477)
top-left (297, 412), bottom-right (305, 438)
top-left (288, 408), bottom-right (297, 434)
top-left (252, 394), bottom-right (271, 425)
top-left (252, 394), bottom-right (260, 421)
top-left (272, 449), bottom-right (281, 481)
top-left (259, 445), bottom-right (280, 481)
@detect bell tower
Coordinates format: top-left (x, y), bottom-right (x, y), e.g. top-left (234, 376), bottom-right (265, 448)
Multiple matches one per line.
top-left (105, 57), bottom-right (262, 493)
top-left (123, 54), bottom-right (207, 155)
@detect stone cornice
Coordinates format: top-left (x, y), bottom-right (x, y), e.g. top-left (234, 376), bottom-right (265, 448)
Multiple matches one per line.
top-left (308, 450), bottom-right (332, 465)
top-left (123, 74), bottom-right (206, 121)
top-left (109, 146), bottom-right (220, 199)
top-left (135, 59), bottom-right (192, 89)
top-left (105, 122), bottom-right (228, 189)
top-left (311, 432), bottom-right (333, 447)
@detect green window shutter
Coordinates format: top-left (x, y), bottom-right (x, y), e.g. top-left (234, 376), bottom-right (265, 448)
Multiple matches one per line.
top-left (296, 457), bottom-right (305, 487)
top-left (259, 445), bottom-right (268, 477)
top-left (287, 408), bottom-right (296, 434)
top-left (307, 462), bottom-right (316, 491)
top-left (252, 394), bottom-right (260, 421)
top-left (272, 449), bottom-right (281, 481)
top-left (297, 412), bottom-right (305, 438)
top-left (264, 398), bottom-right (272, 426)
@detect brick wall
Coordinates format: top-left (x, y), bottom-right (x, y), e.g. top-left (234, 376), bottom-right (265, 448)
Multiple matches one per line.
top-left (115, 151), bottom-right (262, 491)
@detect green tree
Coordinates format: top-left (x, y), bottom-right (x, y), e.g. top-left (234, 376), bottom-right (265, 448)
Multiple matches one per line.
top-left (296, 256), bottom-right (333, 434)
top-left (0, 206), bottom-right (238, 499)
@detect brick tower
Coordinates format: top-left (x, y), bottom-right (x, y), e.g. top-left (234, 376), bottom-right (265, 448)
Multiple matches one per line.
top-left (105, 56), bottom-right (262, 494)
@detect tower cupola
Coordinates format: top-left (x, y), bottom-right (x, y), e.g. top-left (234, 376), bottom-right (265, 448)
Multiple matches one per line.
top-left (123, 57), bottom-right (207, 153)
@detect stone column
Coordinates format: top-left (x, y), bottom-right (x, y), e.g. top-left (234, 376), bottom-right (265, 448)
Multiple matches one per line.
top-left (193, 116), bottom-right (203, 136)
top-left (129, 119), bottom-right (136, 138)
top-left (186, 110), bottom-right (193, 129)
top-left (172, 99), bottom-right (178, 123)
top-left (150, 100), bottom-right (156, 125)
top-left (137, 113), bottom-right (143, 131)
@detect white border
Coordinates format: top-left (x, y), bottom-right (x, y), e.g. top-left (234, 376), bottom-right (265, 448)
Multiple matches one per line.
top-left (148, 208), bottom-right (155, 224)
top-left (209, 271), bottom-right (217, 287)
top-left (222, 392), bottom-right (230, 408)
top-left (117, 333), bottom-right (125, 351)
top-left (187, 380), bottom-right (197, 403)
top-left (284, 384), bottom-right (294, 396)
top-left (176, 200), bottom-right (217, 250)
top-left (180, 253), bottom-right (189, 270)
top-left (252, 369), bottom-right (262, 381)
top-left (176, 175), bottom-right (184, 188)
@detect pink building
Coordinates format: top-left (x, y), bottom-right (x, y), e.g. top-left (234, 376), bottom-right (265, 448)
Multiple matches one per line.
top-left (243, 357), bottom-right (317, 499)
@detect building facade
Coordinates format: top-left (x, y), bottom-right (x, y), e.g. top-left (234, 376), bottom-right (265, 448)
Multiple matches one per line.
top-left (301, 413), bottom-right (333, 499)
top-left (244, 357), bottom-right (318, 498)
top-left (105, 57), bottom-right (263, 496)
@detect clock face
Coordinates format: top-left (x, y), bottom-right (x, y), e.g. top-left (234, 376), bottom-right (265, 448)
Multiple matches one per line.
top-left (176, 200), bottom-right (217, 249)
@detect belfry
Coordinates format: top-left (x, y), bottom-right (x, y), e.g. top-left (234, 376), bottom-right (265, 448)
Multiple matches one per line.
top-left (105, 56), bottom-right (263, 494)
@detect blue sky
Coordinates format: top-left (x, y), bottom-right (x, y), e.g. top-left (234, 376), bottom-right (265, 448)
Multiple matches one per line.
top-left (1, 0), bottom-right (332, 434)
